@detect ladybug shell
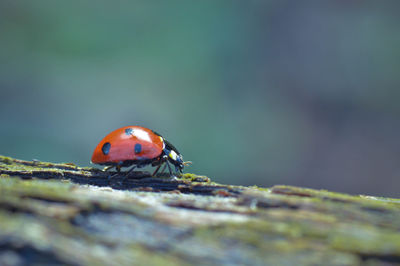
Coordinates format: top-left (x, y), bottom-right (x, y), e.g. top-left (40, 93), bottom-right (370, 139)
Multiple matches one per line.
top-left (91, 126), bottom-right (164, 165)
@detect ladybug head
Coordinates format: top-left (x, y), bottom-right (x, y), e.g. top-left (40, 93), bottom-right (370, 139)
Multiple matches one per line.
top-left (163, 140), bottom-right (185, 173)
top-left (173, 152), bottom-right (185, 173)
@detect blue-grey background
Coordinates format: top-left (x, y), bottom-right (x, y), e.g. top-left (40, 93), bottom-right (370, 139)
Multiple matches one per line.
top-left (1, 1), bottom-right (400, 196)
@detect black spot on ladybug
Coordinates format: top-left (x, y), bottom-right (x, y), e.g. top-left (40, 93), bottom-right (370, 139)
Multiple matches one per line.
top-left (125, 128), bottom-right (133, 135)
top-left (102, 142), bottom-right (111, 155)
top-left (134, 143), bottom-right (142, 154)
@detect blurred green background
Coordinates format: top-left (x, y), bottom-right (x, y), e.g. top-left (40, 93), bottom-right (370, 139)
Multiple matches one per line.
top-left (1, 1), bottom-right (400, 196)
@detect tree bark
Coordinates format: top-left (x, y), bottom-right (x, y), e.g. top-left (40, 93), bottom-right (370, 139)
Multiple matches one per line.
top-left (0, 155), bottom-right (400, 266)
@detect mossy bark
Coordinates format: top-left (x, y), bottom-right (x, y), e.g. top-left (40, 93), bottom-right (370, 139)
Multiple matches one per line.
top-left (1, 155), bottom-right (400, 265)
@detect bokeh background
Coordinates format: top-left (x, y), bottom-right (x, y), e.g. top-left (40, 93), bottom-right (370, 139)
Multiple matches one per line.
top-left (1, 1), bottom-right (400, 196)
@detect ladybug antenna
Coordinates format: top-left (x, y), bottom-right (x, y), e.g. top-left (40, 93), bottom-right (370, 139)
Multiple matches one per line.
top-left (183, 161), bottom-right (192, 167)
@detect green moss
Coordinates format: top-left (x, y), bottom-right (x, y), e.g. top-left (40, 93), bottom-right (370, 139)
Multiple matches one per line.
top-left (250, 185), bottom-right (271, 192)
top-left (329, 224), bottom-right (400, 254)
top-left (180, 173), bottom-right (211, 182)
top-left (192, 220), bottom-right (360, 265)
top-left (269, 185), bottom-right (400, 214)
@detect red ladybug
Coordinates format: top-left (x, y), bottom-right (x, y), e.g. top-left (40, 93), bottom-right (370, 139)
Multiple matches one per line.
top-left (91, 126), bottom-right (186, 176)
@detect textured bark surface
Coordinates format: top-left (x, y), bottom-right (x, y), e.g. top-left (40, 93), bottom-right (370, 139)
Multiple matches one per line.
top-left (1, 155), bottom-right (400, 265)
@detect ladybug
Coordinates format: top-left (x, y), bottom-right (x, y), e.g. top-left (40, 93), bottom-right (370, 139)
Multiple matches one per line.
top-left (91, 126), bottom-right (187, 176)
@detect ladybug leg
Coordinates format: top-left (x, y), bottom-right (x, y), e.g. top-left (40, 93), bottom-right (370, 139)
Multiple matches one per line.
top-left (109, 166), bottom-right (136, 186)
top-left (103, 165), bottom-right (114, 171)
top-left (124, 165), bottom-right (137, 178)
top-left (165, 161), bottom-right (173, 176)
top-left (108, 172), bottom-right (119, 181)
top-left (152, 155), bottom-right (168, 177)
top-left (160, 164), bottom-right (168, 174)
top-left (175, 166), bottom-right (182, 175)
top-left (154, 162), bottom-right (169, 177)
top-left (152, 163), bottom-right (163, 176)
top-left (107, 164), bottom-right (122, 180)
